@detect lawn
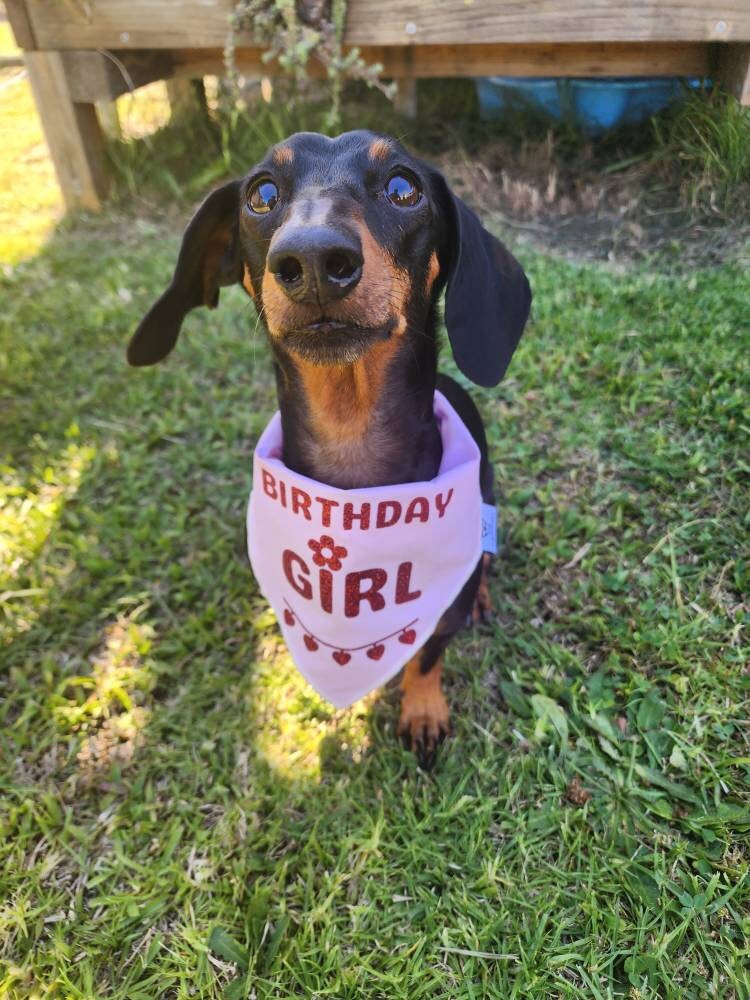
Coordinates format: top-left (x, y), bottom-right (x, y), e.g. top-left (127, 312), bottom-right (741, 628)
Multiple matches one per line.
top-left (1, 84), bottom-right (750, 999)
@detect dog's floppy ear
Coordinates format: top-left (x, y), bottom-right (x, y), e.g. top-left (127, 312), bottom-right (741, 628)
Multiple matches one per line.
top-left (433, 173), bottom-right (531, 387)
top-left (127, 180), bottom-right (243, 366)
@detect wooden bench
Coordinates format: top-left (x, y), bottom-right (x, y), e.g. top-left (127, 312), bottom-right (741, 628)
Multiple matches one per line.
top-left (7, 0), bottom-right (750, 212)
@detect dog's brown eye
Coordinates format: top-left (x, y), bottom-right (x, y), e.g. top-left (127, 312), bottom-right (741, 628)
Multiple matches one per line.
top-left (248, 179), bottom-right (279, 215)
top-left (386, 174), bottom-right (421, 208)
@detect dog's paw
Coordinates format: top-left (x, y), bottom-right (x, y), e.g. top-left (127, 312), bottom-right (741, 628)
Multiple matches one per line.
top-left (397, 685), bottom-right (450, 770)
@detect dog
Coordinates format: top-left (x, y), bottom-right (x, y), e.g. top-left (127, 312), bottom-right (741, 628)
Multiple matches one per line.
top-left (127, 130), bottom-right (531, 768)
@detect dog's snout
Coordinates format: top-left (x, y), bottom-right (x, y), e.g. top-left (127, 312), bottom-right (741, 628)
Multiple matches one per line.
top-left (268, 225), bottom-right (363, 305)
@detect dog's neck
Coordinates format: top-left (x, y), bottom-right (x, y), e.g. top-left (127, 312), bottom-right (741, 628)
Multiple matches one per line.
top-left (272, 326), bottom-right (442, 490)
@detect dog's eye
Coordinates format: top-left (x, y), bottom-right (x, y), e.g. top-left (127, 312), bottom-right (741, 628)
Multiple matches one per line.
top-left (385, 174), bottom-right (421, 208)
top-left (248, 179), bottom-right (279, 215)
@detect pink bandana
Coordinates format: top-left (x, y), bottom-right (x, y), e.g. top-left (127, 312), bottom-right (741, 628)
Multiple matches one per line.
top-left (246, 391), bottom-right (483, 707)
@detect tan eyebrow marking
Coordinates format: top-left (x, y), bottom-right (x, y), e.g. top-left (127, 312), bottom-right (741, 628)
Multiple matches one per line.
top-left (273, 145), bottom-right (294, 165)
top-left (368, 137), bottom-right (392, 161)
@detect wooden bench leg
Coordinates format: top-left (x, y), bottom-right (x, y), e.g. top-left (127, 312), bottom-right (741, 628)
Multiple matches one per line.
top-left (97, 101), bottom-right (122, 139)
top-left (25, 50), bottom-right (108, 212)
top-left (394, 77), bottom-right (417, 118)
top-left (166, 77), bottom-right (209, 121)
top-left (715, 43), bottom-right (750, 105)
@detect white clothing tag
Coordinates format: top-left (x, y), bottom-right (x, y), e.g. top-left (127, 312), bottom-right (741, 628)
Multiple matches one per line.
top-left (481, 502), bottom-right (498, 555)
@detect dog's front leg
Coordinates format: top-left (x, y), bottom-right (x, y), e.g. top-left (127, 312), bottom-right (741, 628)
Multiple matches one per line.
top-left (398, 634), bottom-right (451, 769)
top-left (471, 552), bottom-right (493, 623)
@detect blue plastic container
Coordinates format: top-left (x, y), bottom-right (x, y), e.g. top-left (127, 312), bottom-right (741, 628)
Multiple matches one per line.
top-left (570, 77), bottom-right (691, 134)
top-left (475, 77), bottom-right (565, 121)
top-left (476, 76), bottom-right (703, 134)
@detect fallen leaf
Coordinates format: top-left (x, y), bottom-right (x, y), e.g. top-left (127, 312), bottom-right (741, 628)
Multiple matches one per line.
top-left (564, 542), bottom-right (592, 569)
top-left (564, 776), bottom-right (592, 806)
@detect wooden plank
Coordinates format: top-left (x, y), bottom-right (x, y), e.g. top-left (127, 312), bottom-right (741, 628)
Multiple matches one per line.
top-left (715, 42), bottom-right (750, 103)
top-left (394, 77), bottom-right (417, 117)
top-left (96, 100), bottom-right (122, 138)
top-left (4, 0), bottom-right (36, 50)
top-left (365, 41), bottom-right (712, 77)
top-left (345, 1), bottom-right (750, 46)
top-left (24, 51), bottom-right (108, 212)
top-left (172, 42), bottom-right (711, 81)
top-left (61, 50), bottom-right (174, 103)
top-left (24, 0), bottom-right (750, 50)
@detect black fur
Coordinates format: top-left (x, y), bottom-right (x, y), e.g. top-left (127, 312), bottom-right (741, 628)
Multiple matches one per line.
top-left (127, 181), bottom-right (242, 367)
top-left (127, 132), bottom-right (531, 386)
top-left (127, 130), bottom-right (531, 766)
top-left (435, 177), bottom-right (532, 387)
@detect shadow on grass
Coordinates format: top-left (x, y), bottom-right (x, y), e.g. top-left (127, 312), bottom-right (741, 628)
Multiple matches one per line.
top-left (1, 210), bottom-right (448, 994)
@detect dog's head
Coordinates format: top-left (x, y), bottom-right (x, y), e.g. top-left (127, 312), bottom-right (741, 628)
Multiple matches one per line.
top-left (128, 130), bottom-right (531, 387)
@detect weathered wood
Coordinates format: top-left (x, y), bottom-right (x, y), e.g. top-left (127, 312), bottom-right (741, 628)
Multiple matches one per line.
top-left (346, 1), bottom-right (750, 46)
top-left (392, 42), bottom-right (417, 118)
top-left (394, 77), bottom-right (417, 118)
top-left (23, 0), bottom-right (750, 50)
top-left (97, 100), bottom-right (122, 138)
top-left (166, 77), bottom-right (208, 120)
top-left (715, 42), bottom-right (750, 104)
top-left (4, 0), bottom-right (36, 50)
top-left (14, 1), bottom-right (745, 218)
top-left (60, 50), bottom-right (174, 103)
top-left (172, 42), bottom-right (712, 81)
top-left (0, 55), bottom-right (25, 68)
top-left (24, 51), bottom-right (108, 212)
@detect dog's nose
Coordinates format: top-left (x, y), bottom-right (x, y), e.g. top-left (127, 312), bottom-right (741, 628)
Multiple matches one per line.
top-left (267, 225), bottom-right (363, 305)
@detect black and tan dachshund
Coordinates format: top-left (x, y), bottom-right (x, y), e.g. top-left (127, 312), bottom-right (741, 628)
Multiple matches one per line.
top-left (128, 130), bottom-right (531, 768)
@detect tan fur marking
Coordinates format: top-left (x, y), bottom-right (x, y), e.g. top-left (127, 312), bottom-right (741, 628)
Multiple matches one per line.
top-left (398, 654), bottom-right (450, 759)
top-left (425, 251), bottom-right (440, 295)
top-left (260, 267), bottom-right (291, 333)
top-left (472, 552), bottom-right (493, 623)
top-left (260, 213), bottom-right (412, 481)
top-left (242, 263), bottom-right (255, 299)
top-left (261, 218), bottom-right (410, 340)
top-left (368, 137), bottom-right (392, 161)
top-left (354, 221), bottom-right (411, 335)
top-left (294, 220), bottom-right (410, 445)
top-left (273, 145), bottom-right (294, 165)
top-left (295, 334), bottom-right (402, 443)
top-left (202, 224), bottom-right (232, 306)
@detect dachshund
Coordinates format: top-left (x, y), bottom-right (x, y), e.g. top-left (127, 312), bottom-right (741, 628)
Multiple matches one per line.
top-left (127, 130), bottom-right (531, 768)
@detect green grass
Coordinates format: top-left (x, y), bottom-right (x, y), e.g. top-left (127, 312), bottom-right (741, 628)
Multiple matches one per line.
top-left (0, 64), bottom-right (62, 263)
top-left (652, 89), bottom-right (750, 215)
top-left (1, 197), bottom-right (749, 998)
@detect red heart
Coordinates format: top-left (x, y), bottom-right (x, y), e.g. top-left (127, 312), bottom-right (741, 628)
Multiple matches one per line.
top-left (399, 629), bottom-right (416, 645)
top-left (333, 650), bottom-right (351, 666)
top-left (284, 609), bottom-right (295, 626)
top-left (304, 634), bottom-right (319, 652)
top-left (367, 643), bottom-right (385, 660)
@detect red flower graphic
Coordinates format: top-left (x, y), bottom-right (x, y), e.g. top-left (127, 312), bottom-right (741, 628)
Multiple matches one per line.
top-left (307, 534), bottom-right (348, 571)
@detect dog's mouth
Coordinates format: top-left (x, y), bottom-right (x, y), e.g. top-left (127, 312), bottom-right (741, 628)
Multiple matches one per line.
top-left (278, 317), bottom-right (394, 365)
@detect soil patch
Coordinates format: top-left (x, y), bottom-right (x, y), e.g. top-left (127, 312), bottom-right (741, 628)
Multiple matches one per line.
top-left (439, 139), bottom-right (750, 267)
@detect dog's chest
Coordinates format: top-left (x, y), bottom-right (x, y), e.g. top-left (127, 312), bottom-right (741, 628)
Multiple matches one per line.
top-left (290, 412), bottom-right (441, 490)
